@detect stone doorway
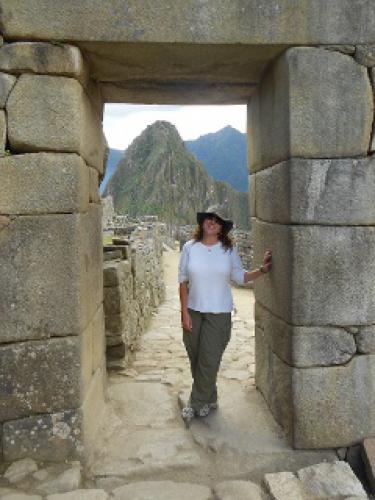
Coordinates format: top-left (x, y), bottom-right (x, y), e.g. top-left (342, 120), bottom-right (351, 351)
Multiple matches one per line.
top-left (1, 1), bottom-right (375, 468)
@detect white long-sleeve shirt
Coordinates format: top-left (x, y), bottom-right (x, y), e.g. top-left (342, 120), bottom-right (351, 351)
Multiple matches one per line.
top-left (178, 239), bottom-right (246, 313)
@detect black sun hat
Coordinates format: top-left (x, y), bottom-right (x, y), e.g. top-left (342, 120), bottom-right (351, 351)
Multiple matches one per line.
top-left (197, 205), bottom-right (234, 232)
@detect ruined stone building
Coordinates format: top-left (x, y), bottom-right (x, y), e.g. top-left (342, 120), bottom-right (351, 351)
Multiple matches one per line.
top-left (0, 0), bottom-right (375, 465)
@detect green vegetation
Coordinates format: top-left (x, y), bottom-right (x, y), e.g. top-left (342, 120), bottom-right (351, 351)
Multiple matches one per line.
top-left (103, 234), bottom-right (113, 245)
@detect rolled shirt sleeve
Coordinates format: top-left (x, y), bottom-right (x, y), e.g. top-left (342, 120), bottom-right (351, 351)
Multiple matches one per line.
top-left (178, 242), bottom-right (190, 283)
top-left (230, 246), bottom-right (246, 285)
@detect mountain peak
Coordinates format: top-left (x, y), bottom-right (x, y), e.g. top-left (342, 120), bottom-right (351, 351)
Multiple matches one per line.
top-left (185, 126), bottom-right (247, 192)
top-left (103, 119), bottom-right (249, 228)
top-left (219, 125), bottom-right (242, 135)
top-left (144, 120), bottom-right (180, 138)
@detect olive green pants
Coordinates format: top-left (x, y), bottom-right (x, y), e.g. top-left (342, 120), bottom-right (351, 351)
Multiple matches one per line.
top-left (183, 308), bottom-right (232, 411)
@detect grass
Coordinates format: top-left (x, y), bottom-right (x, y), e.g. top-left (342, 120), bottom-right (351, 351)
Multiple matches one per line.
top-left (103, 234), bottom-right (113, 246)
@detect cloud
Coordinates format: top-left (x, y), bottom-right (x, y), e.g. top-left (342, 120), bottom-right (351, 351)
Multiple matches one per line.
top-left (103, 104), bottom-right (246, 150)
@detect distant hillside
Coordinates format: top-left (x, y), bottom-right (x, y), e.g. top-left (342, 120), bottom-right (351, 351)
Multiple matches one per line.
top-left (185, 126), bottom-right (248, 192)
top-left (104, 121), bottom-right (249, 228)
top-left (100, 148), bottom-right (124, 194)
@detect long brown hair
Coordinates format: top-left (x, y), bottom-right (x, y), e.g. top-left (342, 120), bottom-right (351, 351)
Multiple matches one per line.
top-left (192, 220), bottom-right (233, 252)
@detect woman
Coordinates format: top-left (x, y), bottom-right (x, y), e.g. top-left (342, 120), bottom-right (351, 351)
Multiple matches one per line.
top-left (178, 208), bottom-right (272, 424)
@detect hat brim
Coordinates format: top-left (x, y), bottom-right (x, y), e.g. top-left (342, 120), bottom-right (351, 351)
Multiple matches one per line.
top-left (197, 212), bottom-right (233, 232)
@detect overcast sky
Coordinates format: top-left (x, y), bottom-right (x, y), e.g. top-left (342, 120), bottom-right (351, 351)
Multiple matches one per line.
top-left (103, 104), bottom-right (247, 150)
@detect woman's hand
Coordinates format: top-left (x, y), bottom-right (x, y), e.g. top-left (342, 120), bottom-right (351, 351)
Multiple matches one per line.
top-left (262, 249), bottom-right (272, 273)
top-left (181, 310), bottom-right (193, 331)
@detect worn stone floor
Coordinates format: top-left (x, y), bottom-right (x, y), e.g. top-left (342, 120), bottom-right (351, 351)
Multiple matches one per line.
top-left (1, 247), bottom-right (368, 499)
top-left (88, 248), bottom-right (337, 494)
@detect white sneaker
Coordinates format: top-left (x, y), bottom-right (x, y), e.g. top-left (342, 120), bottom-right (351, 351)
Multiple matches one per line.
top-left (197, 404), bottom-right (210, 417)
top-left (181, 406), bottom-right (195, 424)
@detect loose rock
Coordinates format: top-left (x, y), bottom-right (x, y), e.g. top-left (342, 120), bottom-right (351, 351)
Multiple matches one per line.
top-left (297, 461), bottom-right (367, 498)
top-left (35, 465), bottom-right (81, 495)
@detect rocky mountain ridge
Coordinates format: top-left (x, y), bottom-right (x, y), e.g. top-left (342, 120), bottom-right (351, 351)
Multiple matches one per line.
top-left (104, 121), bottom-right (249, 228)
top-left (186, 125), bottom-right (247, 192)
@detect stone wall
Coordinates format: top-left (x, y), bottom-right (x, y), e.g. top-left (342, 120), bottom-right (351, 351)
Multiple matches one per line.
top-left (232, 229), bottom-right (253, 273)
top-left (102, 194), bottom-right (115, 229)
top-left (250, 46), bottom-right (375, 449)
top-left (2, 2), bottom-right (375, 462)
top-left (103, 221), bottom-right (166, 363)
top-left (0, 41), bottom-right (106, 463)
top-left (102, 196), bottom-right (177, 249)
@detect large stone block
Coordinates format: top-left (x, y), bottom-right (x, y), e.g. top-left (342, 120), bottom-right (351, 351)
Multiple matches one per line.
top-left (248, 47), bottom-right (373, 172)
top-left (254, 157), bottom-right (375, 224)
top-left (249, 174), bottom-right (256, 217)
top-left (105, 311), bottom-right (125, 335)
top-left (264, 471), bottom-right (312, 499)
top-left (0, 43), bottom-right (88, 85)
top-left (0, 153), bottom-right (89, 214)
top-left (256, 326), bottom-right (375, 448)
top-left (2, 409), bottom-right (83, 462)
top-left (255, 302), bottom-right (356, 367)
top-left (0, 212), bottom-right (100, 344)
top-left (255, 326), bottom-right (293, 437)
top-left (293, 355), bottom-right (375, 448)
top-left (355, 325), bottom-right (375, 354)
top-left (0, 338), bottom-right (81, 421)
top-left (0, 71), bottom-right (16, 107)
top-left (6, 74), bottom-right (105, 172)
top-left (297, 461), bottom-right (367, 498)
top-left (253, 219), bottom-right (375, 325)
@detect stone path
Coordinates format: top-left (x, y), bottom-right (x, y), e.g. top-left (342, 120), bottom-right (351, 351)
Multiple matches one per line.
top-left (88, 248), bottom-right (337, 494)
top-left (0, 248), bottom-right (368, 498)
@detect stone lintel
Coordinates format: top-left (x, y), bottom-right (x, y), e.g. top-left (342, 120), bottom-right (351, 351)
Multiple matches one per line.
top-left (0, 207), bottom-right (102, 344)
